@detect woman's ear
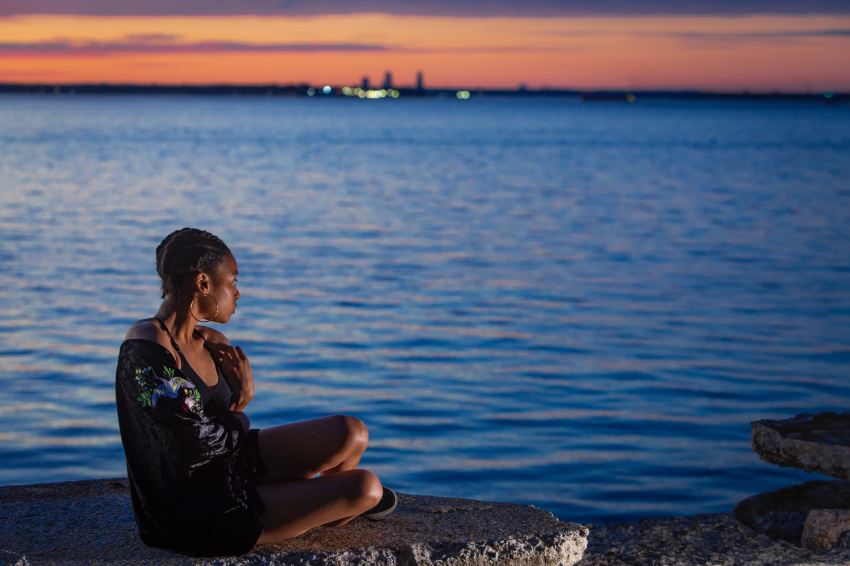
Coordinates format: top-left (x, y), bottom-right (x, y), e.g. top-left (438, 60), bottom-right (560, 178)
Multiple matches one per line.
top-left (195, 272), bottom-right (211, 294)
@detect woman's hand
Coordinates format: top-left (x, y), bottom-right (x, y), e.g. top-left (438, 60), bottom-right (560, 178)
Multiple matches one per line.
top-left (209, 343), bottom-right (255, 412)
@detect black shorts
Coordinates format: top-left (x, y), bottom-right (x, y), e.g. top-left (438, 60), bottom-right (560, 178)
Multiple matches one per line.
top-left (168, 428), bottom-right (270, 556)
top-left (135, 429), bottom-right (272, 557)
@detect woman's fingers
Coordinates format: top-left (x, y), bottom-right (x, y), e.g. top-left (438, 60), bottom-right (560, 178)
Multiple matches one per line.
top-left (211, 344), bottom-right (251, 412)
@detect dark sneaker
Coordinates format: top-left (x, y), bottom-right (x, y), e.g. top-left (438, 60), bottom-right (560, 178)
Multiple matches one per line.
top-left (363, 486), bottom-right (398, 520)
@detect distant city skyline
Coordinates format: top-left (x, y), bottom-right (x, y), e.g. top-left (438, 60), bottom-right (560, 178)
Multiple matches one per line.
top-left (1, 6), bottom-right (849, 91)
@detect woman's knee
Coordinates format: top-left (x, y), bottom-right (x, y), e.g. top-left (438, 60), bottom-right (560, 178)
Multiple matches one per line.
top-left (336, 414), bottom-right (368, 451)
top-left (347, 468), bottom-right (383, 507)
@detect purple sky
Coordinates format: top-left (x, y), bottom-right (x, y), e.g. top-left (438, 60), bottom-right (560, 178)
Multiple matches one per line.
top-left (3, 0), bottom-right (850, 16)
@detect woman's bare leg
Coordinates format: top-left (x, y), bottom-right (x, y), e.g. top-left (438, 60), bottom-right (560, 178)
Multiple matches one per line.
top-left (255, 415), bottom-right (369, 484)
top-left (254, 468), bottom-right (382, 545)
top-left (253, 415), bottom-right (377, 532)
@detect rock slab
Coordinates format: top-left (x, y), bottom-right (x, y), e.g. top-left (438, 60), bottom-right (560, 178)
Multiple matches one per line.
top-left (0, 477), bottom-right (587, 565)
top-left (752, 412), bottom-right (850, 479)
top-left (578, 512), bottom-right (850, 565)
top-left (734, 479), bottom-right (850, 547)
top-left (802, 509), bottom-right (850, 552)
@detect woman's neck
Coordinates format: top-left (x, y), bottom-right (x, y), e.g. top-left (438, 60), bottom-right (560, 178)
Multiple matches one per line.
top-left (154, 299), bottom-right (201, 348)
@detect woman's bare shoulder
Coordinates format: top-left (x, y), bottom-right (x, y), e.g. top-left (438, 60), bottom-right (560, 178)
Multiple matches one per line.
top-left (124, 319), bottom-right (177, 360)
top-left (196, 325), bottom-right (232, 346)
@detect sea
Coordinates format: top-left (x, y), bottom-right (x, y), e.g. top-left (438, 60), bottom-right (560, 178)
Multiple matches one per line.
top-left (1, 93), bottom-right (849, 524)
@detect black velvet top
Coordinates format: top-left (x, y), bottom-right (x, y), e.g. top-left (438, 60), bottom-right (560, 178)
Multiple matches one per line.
top-left (177, 341), bottom-right (233, 413)
top-left (114, 338), bottom-right (265, 557)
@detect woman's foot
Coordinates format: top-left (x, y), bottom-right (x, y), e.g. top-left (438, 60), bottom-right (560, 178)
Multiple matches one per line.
top-left (363, 486), bottom-right (398, 520)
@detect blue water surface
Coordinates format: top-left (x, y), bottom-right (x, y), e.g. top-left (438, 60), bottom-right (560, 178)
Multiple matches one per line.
top-left (1, 94), bottom-right (849, 524)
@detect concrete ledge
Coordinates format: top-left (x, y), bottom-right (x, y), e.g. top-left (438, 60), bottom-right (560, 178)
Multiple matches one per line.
top-left (0, 478), bottom-right (588, 565)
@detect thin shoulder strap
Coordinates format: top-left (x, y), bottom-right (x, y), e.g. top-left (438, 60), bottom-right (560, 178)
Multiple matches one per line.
top-left (152, 317), bottom-right (207, 355)
top-left (152, 316), bottom-right (182, 354)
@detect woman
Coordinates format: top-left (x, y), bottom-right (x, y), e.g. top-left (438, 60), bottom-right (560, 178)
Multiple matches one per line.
top-left (115, 227), bottom-right (397, 557)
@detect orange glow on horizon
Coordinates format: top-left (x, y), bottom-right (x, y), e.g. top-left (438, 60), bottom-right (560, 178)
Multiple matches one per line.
top-left (1, 14), bottom-right (849, 91)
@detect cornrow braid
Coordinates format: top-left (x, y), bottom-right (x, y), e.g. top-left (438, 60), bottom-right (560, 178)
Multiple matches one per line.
top-left (155, 228), bottom-right (233, 299)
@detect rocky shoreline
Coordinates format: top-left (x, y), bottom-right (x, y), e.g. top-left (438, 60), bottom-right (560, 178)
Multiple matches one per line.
top-left (3, 476), bottom-right (850, 565)
top-left (580, 512), bottom-right (850, 565)
top-left (577, 412), bottom-right (850, 565)
top-left (5, 413), bottom-right (850, 564)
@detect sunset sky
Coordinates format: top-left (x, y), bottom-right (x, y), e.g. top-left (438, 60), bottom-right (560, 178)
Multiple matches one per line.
top-left (1, 1), bottom-right (849, 91)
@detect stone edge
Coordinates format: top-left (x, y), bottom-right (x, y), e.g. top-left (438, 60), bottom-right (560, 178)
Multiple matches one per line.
top-left (752, 421), bottom-right (850, 480)
top-left (0, 479), bottom-right (589, 566)
top-left (203, 521), bottom-right (589, 566)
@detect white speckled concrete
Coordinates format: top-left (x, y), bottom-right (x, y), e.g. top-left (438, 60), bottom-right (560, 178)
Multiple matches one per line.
top-left (0, 478), bottom-right (587, 565)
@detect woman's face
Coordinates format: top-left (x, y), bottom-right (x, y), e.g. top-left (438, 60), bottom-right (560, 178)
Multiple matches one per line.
top-left (204, 254), bottom-right (240, 323)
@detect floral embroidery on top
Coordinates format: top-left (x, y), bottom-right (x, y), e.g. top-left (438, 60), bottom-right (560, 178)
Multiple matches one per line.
top-left (135, 365), bottom-right (205, 417)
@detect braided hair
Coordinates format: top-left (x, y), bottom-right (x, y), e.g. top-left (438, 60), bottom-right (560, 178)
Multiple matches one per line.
top-left (155, 228), bottom-right (233, 300)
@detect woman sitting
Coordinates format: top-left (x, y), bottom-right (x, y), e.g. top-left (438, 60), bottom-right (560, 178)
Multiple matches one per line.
top-left (115, 227), bottom-right (397, 557)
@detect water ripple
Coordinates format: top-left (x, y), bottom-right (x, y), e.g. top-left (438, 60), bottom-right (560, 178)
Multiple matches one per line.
top-left (0, 96), bottom-right (848, 522)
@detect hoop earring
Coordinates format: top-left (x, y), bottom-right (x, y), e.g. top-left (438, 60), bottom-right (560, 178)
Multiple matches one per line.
top-left (189, 293), bottom-right (219, 323)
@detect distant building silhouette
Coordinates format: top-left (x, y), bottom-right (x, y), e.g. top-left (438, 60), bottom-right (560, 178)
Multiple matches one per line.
top-left (383, 71), bottom-right (393, 90)
top-left (416, 71), bottom-right (424, 92)
top-left (361, 76), bottom-right (370, 90)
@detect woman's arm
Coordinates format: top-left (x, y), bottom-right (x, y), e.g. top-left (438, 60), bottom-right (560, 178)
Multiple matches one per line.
top-left (117, 340), bottom-right (244, 458)
top-left (231, 410), bottom-right (251, 432)
top-left (115, 339), bottom-right (253, 515)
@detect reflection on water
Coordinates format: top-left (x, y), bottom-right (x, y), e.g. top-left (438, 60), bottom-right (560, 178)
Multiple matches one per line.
top-left (0, 95), bottom-right (849, 523)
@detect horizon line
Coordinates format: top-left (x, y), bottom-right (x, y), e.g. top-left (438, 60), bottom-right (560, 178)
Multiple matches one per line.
top-left (0, 81), bottom-right (845, 97)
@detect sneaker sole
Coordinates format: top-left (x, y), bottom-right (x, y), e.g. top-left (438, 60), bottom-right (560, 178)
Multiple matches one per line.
top-left (364, 491), bottom-right (398, 520)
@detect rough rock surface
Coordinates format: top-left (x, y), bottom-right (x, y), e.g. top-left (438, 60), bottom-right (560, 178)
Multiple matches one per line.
top-left (802, 509), bottom-right (850, 551)
top-left (578, 512), bottom-right (850, 565)
top-left (752, 413), bottom-right (850, 479)
top-left (0, 477), bottom-right (587, 565)
top-left (734, 480), bottom-right (850, 545)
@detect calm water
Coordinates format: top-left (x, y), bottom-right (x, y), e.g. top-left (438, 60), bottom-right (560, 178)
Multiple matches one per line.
top-left (1, 94), bottom-right (849, 524)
